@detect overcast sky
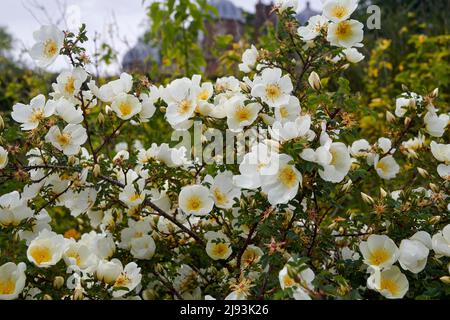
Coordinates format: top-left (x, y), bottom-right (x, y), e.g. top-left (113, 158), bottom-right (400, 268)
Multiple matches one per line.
top-left (0, 0), bottom-right (322, 75)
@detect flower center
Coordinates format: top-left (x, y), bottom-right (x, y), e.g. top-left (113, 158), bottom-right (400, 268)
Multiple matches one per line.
top-left (212, 243), bottom-right (228, 257)
top-left (0, 279), bottom-right (15, 295)
top-left (186, 196), bottom-right (203, 211)
top-left (119, 102), bottom-right (133, 117)
top-left (128, 193), bottom-right (142, 202)
top-left (44, 39), bottom-right (58, 58)
top-left (279, 106), bottom-right (289, 119)
top-left (65, 77), bottom-right (76, 94)
top-left (197, 90), bottom-right (210, 101)
top-left (329, 149), bottom-right (339, 166)
top-left (67, 251), bottom-right (82, 266)
top-left (265, 84), bottom-right (281, 101)
top-left (234, 106), bottom-right (251, 122)
top-left (29, 109), bottom-right (44, 123)
top-left (30, 245), bottom-right (52, 265)
top-left (178, 99), bottom-right (192, 114)
top-left (283, 274), bottom-right (296, 287)
top-left (278, 166), bottom-right (297, 188)
top-left (114, 274), bottom-right (130, 287)
top-left (56, 133), bottom-right (72, 146)
top-left (242, 250), bottom-right (257, 266)
top-left (376, 161), bottom-right (389, 174)
top-left (335, 21), bottom-right (353, 40)
top-left (368, 248), bottom-right (390, 266)
top-left (380, 278), bottom-right (399, 296)
top-left (212, 188), bottom-right (227, 205)
top-left (332, 5), bottom-right (347, 19)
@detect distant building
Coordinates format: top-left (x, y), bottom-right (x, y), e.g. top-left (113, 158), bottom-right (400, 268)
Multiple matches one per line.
top-left (122, 1), bottom-right (321, 74)
top-left (296, 1), bottom-right (320, 25)
top-left (203, 0), bottom-right (245, 76)
top-left (254, 1), bottom-right (277, 39)
top-left (122, 37), bottom-right (159, 73)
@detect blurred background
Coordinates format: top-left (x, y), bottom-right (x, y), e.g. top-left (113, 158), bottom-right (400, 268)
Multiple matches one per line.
top-left (0, 0), bottom-right (448, 133)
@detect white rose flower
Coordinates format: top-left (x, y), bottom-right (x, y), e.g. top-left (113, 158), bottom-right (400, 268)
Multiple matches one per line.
top-left (29, 25), bottom-right (64, 67)
top-left (11, 94), bottom-right (55, 131)
top-left (179, 185), bottom-right (214, 216)
top-left (0, 191), bottom-right (34, 227)
top-left (27, 229), bottom-right (67, 268)
top-left (0, 262), bottom-right (27, 300)
top-left (0, 146), bottom-right (9, 170)
top-left (45, 124), bottom-right (87, 156)
top-left (251, 68), bottom-right (293, 108)
top-left (327, 20), bottom-right (364, 48)
top-left (367, 265), bottom-right (409, 299)
top-left (323, 0), bottom-right (358, 22)
top-left (359, 234), bottom-right (399, 269)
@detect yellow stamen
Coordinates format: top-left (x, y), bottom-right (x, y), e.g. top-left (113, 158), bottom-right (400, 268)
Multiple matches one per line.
top-left (234, 106), bottom-right (251, 122)
top-left (119, 102), bottom-right (133, 117)
top-left (197, 90), bottom-right (210, 101)
top-left (186, 196), bottom-right (202, 211)
top-left (0, 279), bottom-right (15, 295)
top-left (368, 248), bottom-right (390, 266)
top-left (332, 6), bottom-right (347, 19)
top-left (44, 39), bottom-right (58, 58)
top-left (265, 84), bottom-right (281, 101)
top-left (212, 243), bottom-right (229, 257)
top-left (30, 246), bottom-right (52, 265)
top-left (212, 188), bottom-right (227, 205)
top-left (278, 166), bottom-right (297, 188)
top-left (380, 278), bottom-right (399, 296)
top-left (335, 21), bottom-right (353, 41)
top-left (56, 133), bottom-right (71, 146)
top-left (178, 99), bottom-right (192, 114)
top-left (64, 77), bottom-right (76, 94)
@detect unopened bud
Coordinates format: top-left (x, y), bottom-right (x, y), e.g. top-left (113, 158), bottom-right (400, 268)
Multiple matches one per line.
top-left (239, 82), bottom-right (251, 92)
top-left (160, 106), bottom-right (166, 113)
top-left (430, 88), bottom-right (439, 99)
top-left (341, 63), bottom-right (350, 70)
top-left (361, 192), bottom-right (374, 204)
top-left (386, 111), bottom-right (396, 123)
top-left (93, 164), bottom-right (101, 177)
top-left (401, 84), bottom-right (409, 92)
top-left (97, 113), bottom-right (105, 125)
top-left (380, 187), bottom-right (387, 198)
top-left (105, 105), bottom-right (111, 115)
top-left (142, 288), bottom-right (156, 300)
top-left (155, 263), bottom-right (164, 273)
top-left (68, 156), bottom-right (77, 165)
top-left (417, 167), bottom-right (428, 178)
top-left (73, 288), bottom-right (84, 300)
top-left (439, 276), bottom-right (450, 284)
top-left (308, 71), bottom-right (322, 91)
top-left (429, 216), bottom-right (441, 225)
top-left (341, 179), bottom-right (353, 192)
top-left (43, 294), bottom-right (53, 300)
top-left (429, 183), bottom-right (439, 193)
top-left (0, 115), bottom-right (4, 131)
top-left (404, 117), bottom-right (412, 127)
top-left (53, 276), bottom-right (64, 289)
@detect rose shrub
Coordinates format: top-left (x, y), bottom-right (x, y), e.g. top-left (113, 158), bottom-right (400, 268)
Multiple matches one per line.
top-left (0, 0), bottom-right (449, 300)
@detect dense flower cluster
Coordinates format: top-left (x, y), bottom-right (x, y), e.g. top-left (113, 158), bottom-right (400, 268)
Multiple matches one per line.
top-left (0, 0), bottom-right (448, 300)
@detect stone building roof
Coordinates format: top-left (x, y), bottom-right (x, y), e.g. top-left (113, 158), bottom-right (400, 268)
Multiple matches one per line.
top-left (296, 1), bottom-right (320, 24)
top-left (209, 0), bottom-right (245, 23)
top-left (122, 37), bottom-right (160, 71)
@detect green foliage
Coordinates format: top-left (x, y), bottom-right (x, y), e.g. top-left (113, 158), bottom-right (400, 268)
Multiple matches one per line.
top-left (145, 0), bottom-right (217, 78)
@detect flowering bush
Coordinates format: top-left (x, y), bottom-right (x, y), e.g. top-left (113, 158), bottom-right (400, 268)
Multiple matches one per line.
top-left (0, 0), bottom-right (449, 300)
